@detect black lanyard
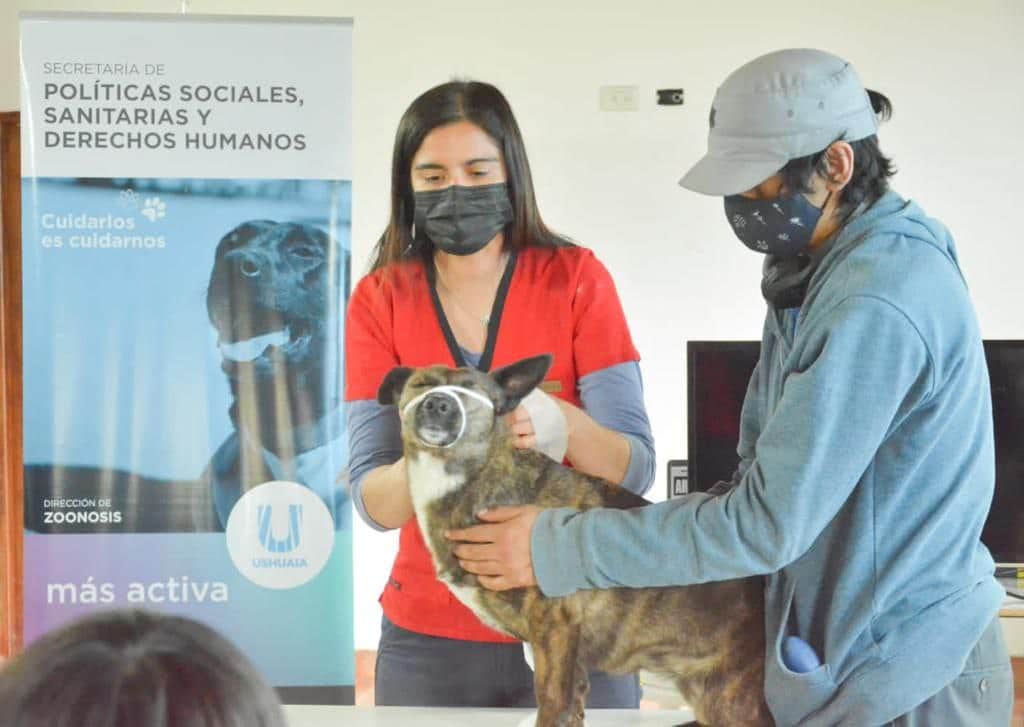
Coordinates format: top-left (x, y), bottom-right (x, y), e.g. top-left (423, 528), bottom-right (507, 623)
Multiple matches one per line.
top-left (426, 249), bottom-right (518, 372)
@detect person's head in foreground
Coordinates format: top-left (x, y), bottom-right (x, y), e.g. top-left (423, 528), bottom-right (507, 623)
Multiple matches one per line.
top-left (0, 609), bottom-right (286, 727)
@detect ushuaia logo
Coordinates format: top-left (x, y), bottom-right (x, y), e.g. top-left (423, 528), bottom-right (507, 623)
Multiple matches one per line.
top-left (258, 504), bottom-right (302, 552)
top-left (226, 481), bottom-right (334, 589)
top-left (253, 504), bottom-right (307, 568)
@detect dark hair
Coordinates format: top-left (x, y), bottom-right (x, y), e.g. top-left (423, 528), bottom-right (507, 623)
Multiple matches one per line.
top-left (0, 609), bottom-right (286, 727)
top-left (779, 89), bottom-right (896, 220)
top-left (368, 80), bottom-right (568, 272)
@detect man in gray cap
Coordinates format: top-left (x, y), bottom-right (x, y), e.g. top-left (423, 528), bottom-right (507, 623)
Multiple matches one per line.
top-left (449, 49), bottom-right (1013, 725)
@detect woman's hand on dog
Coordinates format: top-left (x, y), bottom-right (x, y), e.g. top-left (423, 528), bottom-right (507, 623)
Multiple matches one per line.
top-left (446, 506), bottom-right (542, 590)
top-left (505, 406), bottom-right (537, 450)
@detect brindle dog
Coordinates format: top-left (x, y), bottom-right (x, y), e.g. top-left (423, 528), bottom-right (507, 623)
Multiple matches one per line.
top-left (378, 355), bottom-right (772, 727)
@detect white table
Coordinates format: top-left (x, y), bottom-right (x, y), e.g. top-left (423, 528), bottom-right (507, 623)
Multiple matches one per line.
top-left (283, 705), bottom-right (695, 726)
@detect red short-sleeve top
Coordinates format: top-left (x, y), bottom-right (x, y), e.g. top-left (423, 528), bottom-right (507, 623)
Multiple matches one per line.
top-left (344, 244), bottom-right (639, 641)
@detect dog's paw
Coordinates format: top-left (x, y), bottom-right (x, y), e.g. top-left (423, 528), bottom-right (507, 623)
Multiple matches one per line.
top-left (517, 712), bottom-right (588, 727)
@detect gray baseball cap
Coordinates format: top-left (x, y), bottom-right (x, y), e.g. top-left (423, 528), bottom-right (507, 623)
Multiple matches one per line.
top-left (679, 48), bottom-right (879, 196)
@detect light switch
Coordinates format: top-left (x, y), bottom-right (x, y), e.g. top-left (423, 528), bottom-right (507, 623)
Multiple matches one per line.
top-left (599, 85), bottom-right (639, 111)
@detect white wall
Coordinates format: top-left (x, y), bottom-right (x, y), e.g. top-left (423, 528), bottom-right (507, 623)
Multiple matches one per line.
top-left (4, 0), bottom-right (1023, 651)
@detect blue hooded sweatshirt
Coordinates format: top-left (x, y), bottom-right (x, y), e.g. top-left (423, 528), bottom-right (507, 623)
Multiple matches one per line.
top-left (531, 191), bottom-right (1004, 725)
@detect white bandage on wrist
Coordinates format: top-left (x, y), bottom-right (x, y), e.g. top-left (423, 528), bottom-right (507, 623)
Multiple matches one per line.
top-left (519, 388), bottom-right (569, 462)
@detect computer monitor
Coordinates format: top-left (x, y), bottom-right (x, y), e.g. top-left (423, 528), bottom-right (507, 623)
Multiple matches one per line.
top-left (981, 340), bottom-right (1024, 566)
top-left (686, 341), bottom-right (760, 494)
top-left (686, 339), bottom-right (1024, 567)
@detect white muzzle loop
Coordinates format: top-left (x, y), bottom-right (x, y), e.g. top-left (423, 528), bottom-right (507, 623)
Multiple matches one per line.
top-left (401, 385), bottom-right (495, 448)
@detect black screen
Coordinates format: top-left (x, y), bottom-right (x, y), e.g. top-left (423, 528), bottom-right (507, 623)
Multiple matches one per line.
top-left (686, 341), bottom-right (761, 492)
top-left (980, 341), bottom-right (1024, 564)
top-left (687, 339), bottom-right (1024, 564)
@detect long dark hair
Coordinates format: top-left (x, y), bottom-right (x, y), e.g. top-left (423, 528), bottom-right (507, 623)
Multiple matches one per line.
top-left (368, 80), bottom-right (568, 272)
top-left (779, 89), bottom-right (897, 219)
top-left (0, 609), bottom-right (286, 727)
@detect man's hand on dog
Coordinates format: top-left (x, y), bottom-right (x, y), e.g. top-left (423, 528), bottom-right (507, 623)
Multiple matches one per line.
top-left (447, 506), bottom-right (542, 590)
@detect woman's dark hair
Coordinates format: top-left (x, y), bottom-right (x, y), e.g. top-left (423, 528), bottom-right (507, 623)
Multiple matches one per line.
top-left (0, 609), bottom-right (286, 727)
top-left (369, 80), bottom-right (568, 272)
top-left (779, 89), bottom-right (896, 219)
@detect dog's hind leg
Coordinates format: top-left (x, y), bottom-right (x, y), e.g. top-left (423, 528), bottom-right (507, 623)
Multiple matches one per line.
top-left (531, 625), bottom-right (586, 727)
top-left (679, 660), bottom-right (772, 727)
top-left (674, 675), bottom-right (711, 727)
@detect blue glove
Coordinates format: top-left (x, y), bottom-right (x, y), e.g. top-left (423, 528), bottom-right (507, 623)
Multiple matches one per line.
top-left (782, 636), bottom-right (821, 673)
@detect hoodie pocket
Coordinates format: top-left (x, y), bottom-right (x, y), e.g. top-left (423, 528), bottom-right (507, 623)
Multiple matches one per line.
top-left (764, 577), bottom-right (837, 726)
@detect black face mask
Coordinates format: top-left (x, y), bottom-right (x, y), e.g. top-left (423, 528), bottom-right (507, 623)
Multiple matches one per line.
top-left (413, 183), bottom-right (514, 256)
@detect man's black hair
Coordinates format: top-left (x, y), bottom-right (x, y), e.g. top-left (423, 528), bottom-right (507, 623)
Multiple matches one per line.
top-left (780, 90), bottom-right (896, 219)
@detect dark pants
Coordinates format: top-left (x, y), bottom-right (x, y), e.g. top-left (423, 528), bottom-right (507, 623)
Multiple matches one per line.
top-left (374, 615), bottom-right (642, 708)
top-left (885, 616), bottom-right (1013, 726)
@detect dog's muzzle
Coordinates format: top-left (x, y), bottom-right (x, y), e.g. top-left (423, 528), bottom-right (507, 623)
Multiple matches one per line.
top-left (401, 386), bottom-right (494, 448)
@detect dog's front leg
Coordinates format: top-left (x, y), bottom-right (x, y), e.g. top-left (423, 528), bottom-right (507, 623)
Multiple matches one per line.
top-left (531, 625), bottom-right (585, 727)
top-left (569, 653), bottom-right (590, 723)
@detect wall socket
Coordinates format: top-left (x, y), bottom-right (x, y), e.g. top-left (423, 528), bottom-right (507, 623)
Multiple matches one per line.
top-left (599, 85), bottom-right (639, 111)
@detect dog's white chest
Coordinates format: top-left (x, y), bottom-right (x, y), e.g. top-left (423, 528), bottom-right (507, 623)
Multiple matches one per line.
top-left (406, 452), bottom-right (511, 636)
top-left (406, 452), bottom-right (465, 523)
top-left (406, 452), bottom-right (468, 576)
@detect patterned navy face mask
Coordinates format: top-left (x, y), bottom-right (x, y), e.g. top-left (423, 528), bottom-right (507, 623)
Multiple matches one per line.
top-left (724, 191), bottom-right (831, 258)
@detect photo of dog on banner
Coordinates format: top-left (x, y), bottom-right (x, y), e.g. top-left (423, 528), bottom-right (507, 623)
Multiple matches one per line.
top-left (194, 217), bottom-right (350, 532)
top-left (22, 203), bottom-right (352, 536)
top-left (22, 179), bottom-right (352, 536)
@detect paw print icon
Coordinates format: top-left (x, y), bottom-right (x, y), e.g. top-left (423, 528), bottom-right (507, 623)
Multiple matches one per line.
top-left (141, 197), bottom-right (166, 222)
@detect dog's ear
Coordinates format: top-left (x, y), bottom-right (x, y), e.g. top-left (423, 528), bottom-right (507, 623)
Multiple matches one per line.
top-left (377, 367), bottom-right (414, 407)
top-left (491, 355), bottom-right (553, 415)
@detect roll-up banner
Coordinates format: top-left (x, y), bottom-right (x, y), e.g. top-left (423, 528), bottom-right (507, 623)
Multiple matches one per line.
top-left (20, 12), bottom-right (354, 703)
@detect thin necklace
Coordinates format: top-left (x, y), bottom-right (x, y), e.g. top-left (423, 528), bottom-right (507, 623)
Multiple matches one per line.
top-left (434, 252), bottom-right (509, 327)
